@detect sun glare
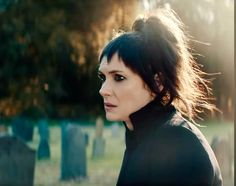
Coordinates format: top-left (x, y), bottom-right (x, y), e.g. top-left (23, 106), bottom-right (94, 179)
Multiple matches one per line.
top-left (142, 0), bottom-right (150, 11)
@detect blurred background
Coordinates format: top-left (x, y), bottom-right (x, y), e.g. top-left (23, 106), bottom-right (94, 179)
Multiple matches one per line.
top-left (0, 0), bottom-right (234, 186)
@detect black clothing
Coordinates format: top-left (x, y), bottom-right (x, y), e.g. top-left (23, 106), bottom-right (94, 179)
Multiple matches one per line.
top-left (117, 99), bottom-right (223, 186)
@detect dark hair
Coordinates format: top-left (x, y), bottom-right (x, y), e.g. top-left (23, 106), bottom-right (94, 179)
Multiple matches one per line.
top-left (99, 8), bottom-right (215, 122)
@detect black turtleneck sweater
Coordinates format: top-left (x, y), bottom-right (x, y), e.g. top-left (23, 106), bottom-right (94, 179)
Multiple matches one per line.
top-left (116, 100), bottom-right (223, 186)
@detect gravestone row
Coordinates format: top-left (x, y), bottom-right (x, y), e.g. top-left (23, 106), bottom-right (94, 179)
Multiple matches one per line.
top-left (0, 117), bottom-right (122, 184)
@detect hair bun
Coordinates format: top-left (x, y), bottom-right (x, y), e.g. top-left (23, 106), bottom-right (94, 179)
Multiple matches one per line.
top-left (132, 18), bottom-right (146, 32)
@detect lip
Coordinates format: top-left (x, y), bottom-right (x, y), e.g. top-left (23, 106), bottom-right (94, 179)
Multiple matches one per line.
top-left (104, 102), bottom-right (117, 111)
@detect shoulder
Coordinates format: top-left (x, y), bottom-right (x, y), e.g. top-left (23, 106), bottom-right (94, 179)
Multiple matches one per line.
top-left (155, 113), bottom-right (213, 158)
top-left (158, 113), bottom-right (217, 158)
top-left (147, 113), bottom-right (223, 185)
top-left (155, 113), bottom-right (198, 143)
top-left (150, 113), bottom-right (218, 169)
top-left (153, 114), bottom-right (219, 173)
top-left (154, 122), bottom-right (205, 155)
top-left (149, 116), bottom-right (212, 180)
top-left (158, 112), bottom-right (208, 145)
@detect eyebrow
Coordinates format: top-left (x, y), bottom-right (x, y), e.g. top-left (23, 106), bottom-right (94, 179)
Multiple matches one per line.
top-left (98, 70), bottom-right (124, 74)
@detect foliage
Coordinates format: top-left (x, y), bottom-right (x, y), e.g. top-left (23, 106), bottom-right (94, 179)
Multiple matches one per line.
top-left (0, 0), bottom-right (233, 121)
top-left (0, 0), bottom-right (139, 119)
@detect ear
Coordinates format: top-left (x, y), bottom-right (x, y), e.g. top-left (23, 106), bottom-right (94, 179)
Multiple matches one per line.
top-left (154, 73), bottom-right (164, 92)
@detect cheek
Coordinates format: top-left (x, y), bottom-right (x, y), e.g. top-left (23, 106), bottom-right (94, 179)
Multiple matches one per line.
top-left (118, 84), bottom-right (152, 114)
top-left (110, 87), bottom-right (137, 120)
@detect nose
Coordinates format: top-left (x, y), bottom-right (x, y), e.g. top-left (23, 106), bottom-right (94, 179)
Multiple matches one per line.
top-left (99, 81), bottom-right (112, 98)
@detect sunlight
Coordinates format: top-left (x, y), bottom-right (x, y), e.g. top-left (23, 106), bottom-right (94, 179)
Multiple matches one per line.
top-left (142, 0), bottom-right (150, 11)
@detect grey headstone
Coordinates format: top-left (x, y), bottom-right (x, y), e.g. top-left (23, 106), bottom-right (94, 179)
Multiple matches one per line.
top-left (37, 119), bottom-right (50, 159)
top-left (11, 117), bottom-right (34, 142)
top-left (0, 135), bottom-right (36, 186)
top-left (92, 137), bottom-right (105, 158)
top-left (92, 117), bottom-right (105, 158)
top-left (111, 122), bottom-right (120, 138)
top-left (60, 122), bottom-right (87, 181)
top-left (37, 139), bottom-right (50, 160)
top-left (38, 119), bottom-right (49, 140)
top-left (211, 136), bottom-right (233, 185)
top-left (84, 132), bottom-right (89, 147)
top-left (0, 125), bottom-right (8, 136)
top-left (95, 117), bottom-right (103, 138)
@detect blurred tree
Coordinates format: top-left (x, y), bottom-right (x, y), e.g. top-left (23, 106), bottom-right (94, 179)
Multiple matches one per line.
top-left (2, 0), bottom-right (231, 121)
top-left (0, 0), bottom-right (74, 119)
top-left (0, 0), bottom-right (139, 120)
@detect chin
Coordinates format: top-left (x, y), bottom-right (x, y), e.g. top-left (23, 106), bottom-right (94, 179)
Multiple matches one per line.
top-left (105, 113), bottom-right (121, 122)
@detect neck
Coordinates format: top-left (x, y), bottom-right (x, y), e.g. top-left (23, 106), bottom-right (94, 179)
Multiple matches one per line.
top-left (125, 120), bottom-right (134, 131)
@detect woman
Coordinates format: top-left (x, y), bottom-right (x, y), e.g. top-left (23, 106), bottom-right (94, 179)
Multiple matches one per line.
top-left (98, 8), bottom-right (223, 186)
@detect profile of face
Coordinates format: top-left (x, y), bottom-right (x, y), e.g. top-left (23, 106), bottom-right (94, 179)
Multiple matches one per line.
top-left (98, 52), bottom-right (155, 123)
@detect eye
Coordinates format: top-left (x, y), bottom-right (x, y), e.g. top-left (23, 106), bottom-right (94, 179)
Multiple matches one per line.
top-left (98, 73), bottom-right (105, 82)
top-left (114, 74), bottom-right (126, 82)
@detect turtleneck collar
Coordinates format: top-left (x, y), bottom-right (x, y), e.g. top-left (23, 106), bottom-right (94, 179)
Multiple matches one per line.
top-left (129, 99), bottom-right (175, 130)
top-left (123, 99), bottom-right (176, 150)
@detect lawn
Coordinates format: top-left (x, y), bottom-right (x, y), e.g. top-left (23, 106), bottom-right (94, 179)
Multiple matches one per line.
top-left (29, 121), bottom-right (233, 186)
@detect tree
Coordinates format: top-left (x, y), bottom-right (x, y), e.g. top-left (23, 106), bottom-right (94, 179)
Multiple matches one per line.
top-left (0, 0), bottom-right (140, 120)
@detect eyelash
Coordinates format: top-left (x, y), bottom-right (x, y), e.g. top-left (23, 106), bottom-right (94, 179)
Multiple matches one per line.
top-left (98, 73), bottom-right (105, 82)
top-left (114, 74), bottom-right (125, 82)
top-left (98, 73), bottom-right (126, 82)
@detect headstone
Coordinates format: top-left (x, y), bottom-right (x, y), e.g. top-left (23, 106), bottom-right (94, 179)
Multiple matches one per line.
top-left (92, 117), bottom-right (105, 158)
top-left (38, 119), bottom-right (49, 140)
top-left (95, 117), bottom-right (103, 138)
top-left (11, 116), bottom-right (34, 142)
top-left (211, 135), bottom-right (233, 186)
top-left (37, 119), bottom-right (50, 159)
top-left (61, 122), bottom-right (87, 181)
top-left (111, 122), bottom-right (120, 138)
top-left (0, 124), bottom-right (8, 136)
top-left (84, 132), bottom-right (89, 147)
top-left (0, 135), bottom-right (36, 186)
top-left (92, 137), bottom-right (105, 158)
top-left (37, 139), bottom-right (50, 160)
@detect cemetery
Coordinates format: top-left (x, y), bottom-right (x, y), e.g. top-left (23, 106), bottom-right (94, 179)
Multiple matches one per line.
top-left (0, 119), bottom-right (233, 186)
top-left (0, 1), bottom-right (233, 186)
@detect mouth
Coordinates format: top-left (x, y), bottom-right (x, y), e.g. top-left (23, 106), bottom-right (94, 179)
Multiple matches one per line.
top-left (104, 102), bottom-right (117, 111)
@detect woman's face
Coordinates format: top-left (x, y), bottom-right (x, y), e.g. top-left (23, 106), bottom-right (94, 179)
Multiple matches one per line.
top-left (98, 52), bottom-right (154, 123)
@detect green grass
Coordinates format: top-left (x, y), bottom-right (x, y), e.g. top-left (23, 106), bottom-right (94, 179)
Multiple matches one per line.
top-left (199, 121), bottom-right (234, 143)
top-left (28, 121), bottom-right (233, 186)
